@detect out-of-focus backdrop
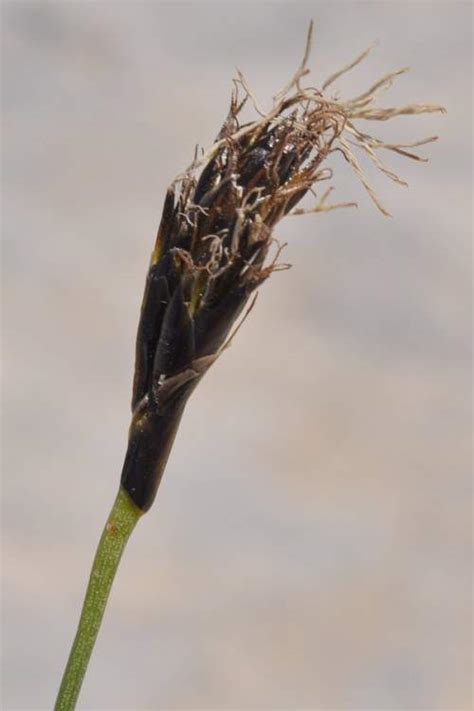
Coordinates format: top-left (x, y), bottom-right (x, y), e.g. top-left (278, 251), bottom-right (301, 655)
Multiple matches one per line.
top-left (1, 2), bottom-right (472, 709)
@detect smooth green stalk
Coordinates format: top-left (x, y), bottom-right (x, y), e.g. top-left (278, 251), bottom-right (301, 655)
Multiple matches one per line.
top-left (55, 487), bottom-right (143, 711)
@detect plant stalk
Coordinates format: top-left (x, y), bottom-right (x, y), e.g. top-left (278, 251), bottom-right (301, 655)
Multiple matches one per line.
top-left (55, 487), bottom-right (143, 711)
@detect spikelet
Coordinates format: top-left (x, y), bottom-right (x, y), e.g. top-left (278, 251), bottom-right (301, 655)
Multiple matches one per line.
top-left (121, 22), bottom-right (445, 511)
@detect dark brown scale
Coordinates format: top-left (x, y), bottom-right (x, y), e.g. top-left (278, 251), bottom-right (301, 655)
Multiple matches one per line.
top-left (264, 201), bottom-right (290, 228)
top-left (237, 146), bottom-right (270, 188)
top-left (194, 155), bottom-right (220, 205)
top-left (204, 255), bottom-right (246, 304)
top-left (243, 231), bottom-right (269, 262)
top-left (121, 386), bottom-right (197, 512)
top-left (198, 172), bottom-right (234, 209)
top-left (284, 186), bottom-right (311, 214)
top-left (131, 271), bottom-right (170, 410)
top-left (153, 283), bottom-right (195, 378)
top-left (241, 238), bottom-right (271, 277)
top-left (179, 270), bottom-right (195, 305)
top-left (153, 250), bottom-right (180, 292)
top-left (276, 149), bottom-right (298, 182)
top-left (154, 188), bottom-right (177, 257)
top-left (207, 210), bottom-right (228, 236)
top-left (174, 225), bottom-right (193, 254)
top-left (193, 284), bottom-right (250, 358)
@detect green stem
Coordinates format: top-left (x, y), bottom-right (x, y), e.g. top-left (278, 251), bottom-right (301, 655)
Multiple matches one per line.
top-left (55, 487), bottom-right (143, 711)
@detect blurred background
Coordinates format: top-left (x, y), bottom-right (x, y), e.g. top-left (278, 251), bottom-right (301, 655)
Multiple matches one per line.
top-left (1, 2), bottom-right (472, 709)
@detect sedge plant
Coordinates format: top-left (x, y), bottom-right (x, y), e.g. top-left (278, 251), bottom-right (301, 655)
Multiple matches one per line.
top-left (54, 23), bottom-right (444, 710)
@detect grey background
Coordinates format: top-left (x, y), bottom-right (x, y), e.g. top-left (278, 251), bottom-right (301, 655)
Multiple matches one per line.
top-left (1, 1), bottom-right (472, 709)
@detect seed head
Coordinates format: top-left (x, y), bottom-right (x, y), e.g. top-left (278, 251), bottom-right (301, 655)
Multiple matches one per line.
top-left (121, 23), bottom-right (445, 511)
